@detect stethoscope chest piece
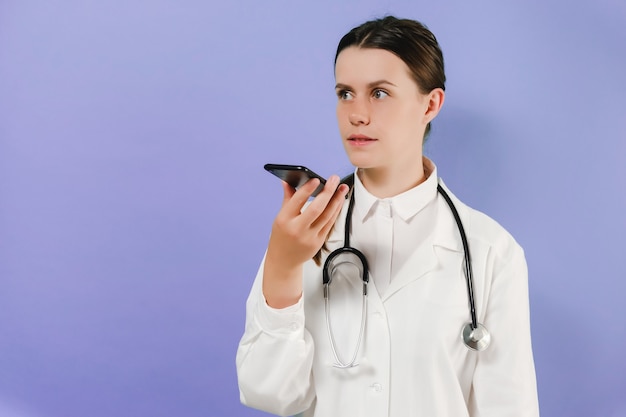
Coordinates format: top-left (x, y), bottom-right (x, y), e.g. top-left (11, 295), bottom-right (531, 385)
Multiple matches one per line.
top-left (461, 322), bottom-right (491, 351)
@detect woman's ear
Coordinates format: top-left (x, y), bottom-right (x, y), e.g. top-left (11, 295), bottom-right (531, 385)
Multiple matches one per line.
top-left (423, 88), bottom-right (445, 124)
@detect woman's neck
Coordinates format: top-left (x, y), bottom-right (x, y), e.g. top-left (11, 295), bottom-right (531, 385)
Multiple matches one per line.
top-left (357, 159), bottom-right (426, 199)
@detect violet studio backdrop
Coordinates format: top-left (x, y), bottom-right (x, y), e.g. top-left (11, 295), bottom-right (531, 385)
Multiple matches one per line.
top-left (1, 0), bottom-right (625, 416)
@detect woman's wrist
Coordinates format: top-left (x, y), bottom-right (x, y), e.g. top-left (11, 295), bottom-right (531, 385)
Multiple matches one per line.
top-left (262, 259), bottom-right (303, 308)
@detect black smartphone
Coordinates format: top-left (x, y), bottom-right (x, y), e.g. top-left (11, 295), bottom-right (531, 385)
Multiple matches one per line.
top-left (264, 163), bottom-right (326, 197)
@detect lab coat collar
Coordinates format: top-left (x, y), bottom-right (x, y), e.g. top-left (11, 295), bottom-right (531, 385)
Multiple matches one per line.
top-left (352, 157), bottom-right (439, 223)
top-left (325, 176), bottom-right (465, 253)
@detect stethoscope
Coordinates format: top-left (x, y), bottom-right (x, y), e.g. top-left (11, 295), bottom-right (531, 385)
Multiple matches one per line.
top-left (322, 176), bottom-right (491, 369)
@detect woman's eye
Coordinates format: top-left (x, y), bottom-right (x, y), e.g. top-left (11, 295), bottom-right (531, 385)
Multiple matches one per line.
top-left (373, 89), bottom-right (388, 99)
top-left (338, 90), bottom-right (353, 100)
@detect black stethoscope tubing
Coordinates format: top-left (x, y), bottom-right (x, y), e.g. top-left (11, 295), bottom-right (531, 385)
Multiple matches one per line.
top-left (436, 183), bottom-right (478, 330)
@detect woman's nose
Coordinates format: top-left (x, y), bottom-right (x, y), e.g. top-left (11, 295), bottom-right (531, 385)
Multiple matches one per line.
top-left (348, 101), bottom-right (370, 125)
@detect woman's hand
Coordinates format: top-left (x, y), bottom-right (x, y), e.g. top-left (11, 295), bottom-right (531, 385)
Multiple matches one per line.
top-left (263, 175), bottom-right (349, 308)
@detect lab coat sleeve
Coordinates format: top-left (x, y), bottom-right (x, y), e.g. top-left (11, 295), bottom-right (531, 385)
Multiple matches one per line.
top-left (236, 257), bottom-right (316, 417)
top-left (470, 239), bottom-right (540, 417)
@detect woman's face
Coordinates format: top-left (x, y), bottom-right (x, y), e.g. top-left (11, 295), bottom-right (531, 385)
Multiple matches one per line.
top-left (334, 47), bottom-right (437, 172)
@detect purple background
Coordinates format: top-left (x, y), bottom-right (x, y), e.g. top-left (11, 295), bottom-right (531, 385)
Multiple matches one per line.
top-left (1, 1), bottom-right (625, 416)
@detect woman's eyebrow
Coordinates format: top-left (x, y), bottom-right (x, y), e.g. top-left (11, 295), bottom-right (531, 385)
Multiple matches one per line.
top-left (335, 80), bottom-right (397, 90)
top-left (367, 80), bottom-right (397, 88)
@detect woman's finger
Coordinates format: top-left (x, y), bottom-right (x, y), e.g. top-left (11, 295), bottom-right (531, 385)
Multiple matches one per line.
top-left (297, 175), bottom-right (340, 224)
top-left (314, 184), bottom-right (349, 236)
top-left (280, 180), bottom-right (297, 205)
top-left (281, 178), bottom-right (321, 216)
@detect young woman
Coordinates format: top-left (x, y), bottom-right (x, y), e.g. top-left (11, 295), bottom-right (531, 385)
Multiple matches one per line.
top-left (236, 16), bottom-right (539, 417)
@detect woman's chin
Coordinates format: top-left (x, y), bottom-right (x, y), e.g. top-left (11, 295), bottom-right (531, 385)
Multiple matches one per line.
top-left (346, 155), bottom-right (376, 170)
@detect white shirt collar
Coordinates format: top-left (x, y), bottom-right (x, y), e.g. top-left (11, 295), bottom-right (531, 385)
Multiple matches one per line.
top-left (352, 157), bottom-right (439, 223)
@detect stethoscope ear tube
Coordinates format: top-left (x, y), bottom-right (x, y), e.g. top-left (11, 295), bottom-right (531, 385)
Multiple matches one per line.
top-left (322, 246), bottom-right (370, 286)
top-left (323, 246), bottom-right (369, 368)
top-left (321, 187), bottom-right (370, 367)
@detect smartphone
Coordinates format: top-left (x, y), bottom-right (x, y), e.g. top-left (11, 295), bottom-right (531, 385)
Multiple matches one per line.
top-left (264, 163), bottom-right (326, 197)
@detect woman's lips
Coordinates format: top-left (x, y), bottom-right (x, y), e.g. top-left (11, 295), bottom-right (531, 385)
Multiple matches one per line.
top-left (348, 134), bottom-right (377, 146)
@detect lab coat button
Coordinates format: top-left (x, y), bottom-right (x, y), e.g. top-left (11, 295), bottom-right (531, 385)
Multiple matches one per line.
top-left (370, 383), bottom-right (383, 392)
top-left (289, 322), bottom-right (298, 331)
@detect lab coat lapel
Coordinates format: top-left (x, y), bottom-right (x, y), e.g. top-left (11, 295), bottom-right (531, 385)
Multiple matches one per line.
top-left (381, 238), bottom-right (439, 301)
top-left (381, 190), bottom-right (463, 302)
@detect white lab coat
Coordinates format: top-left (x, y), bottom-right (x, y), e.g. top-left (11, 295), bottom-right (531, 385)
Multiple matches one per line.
top-left (236, 182), bottom-right (539, 417)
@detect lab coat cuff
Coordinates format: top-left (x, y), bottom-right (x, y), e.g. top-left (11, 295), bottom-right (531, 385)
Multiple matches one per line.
top-left (255, 291), bottom-right (305, 334)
